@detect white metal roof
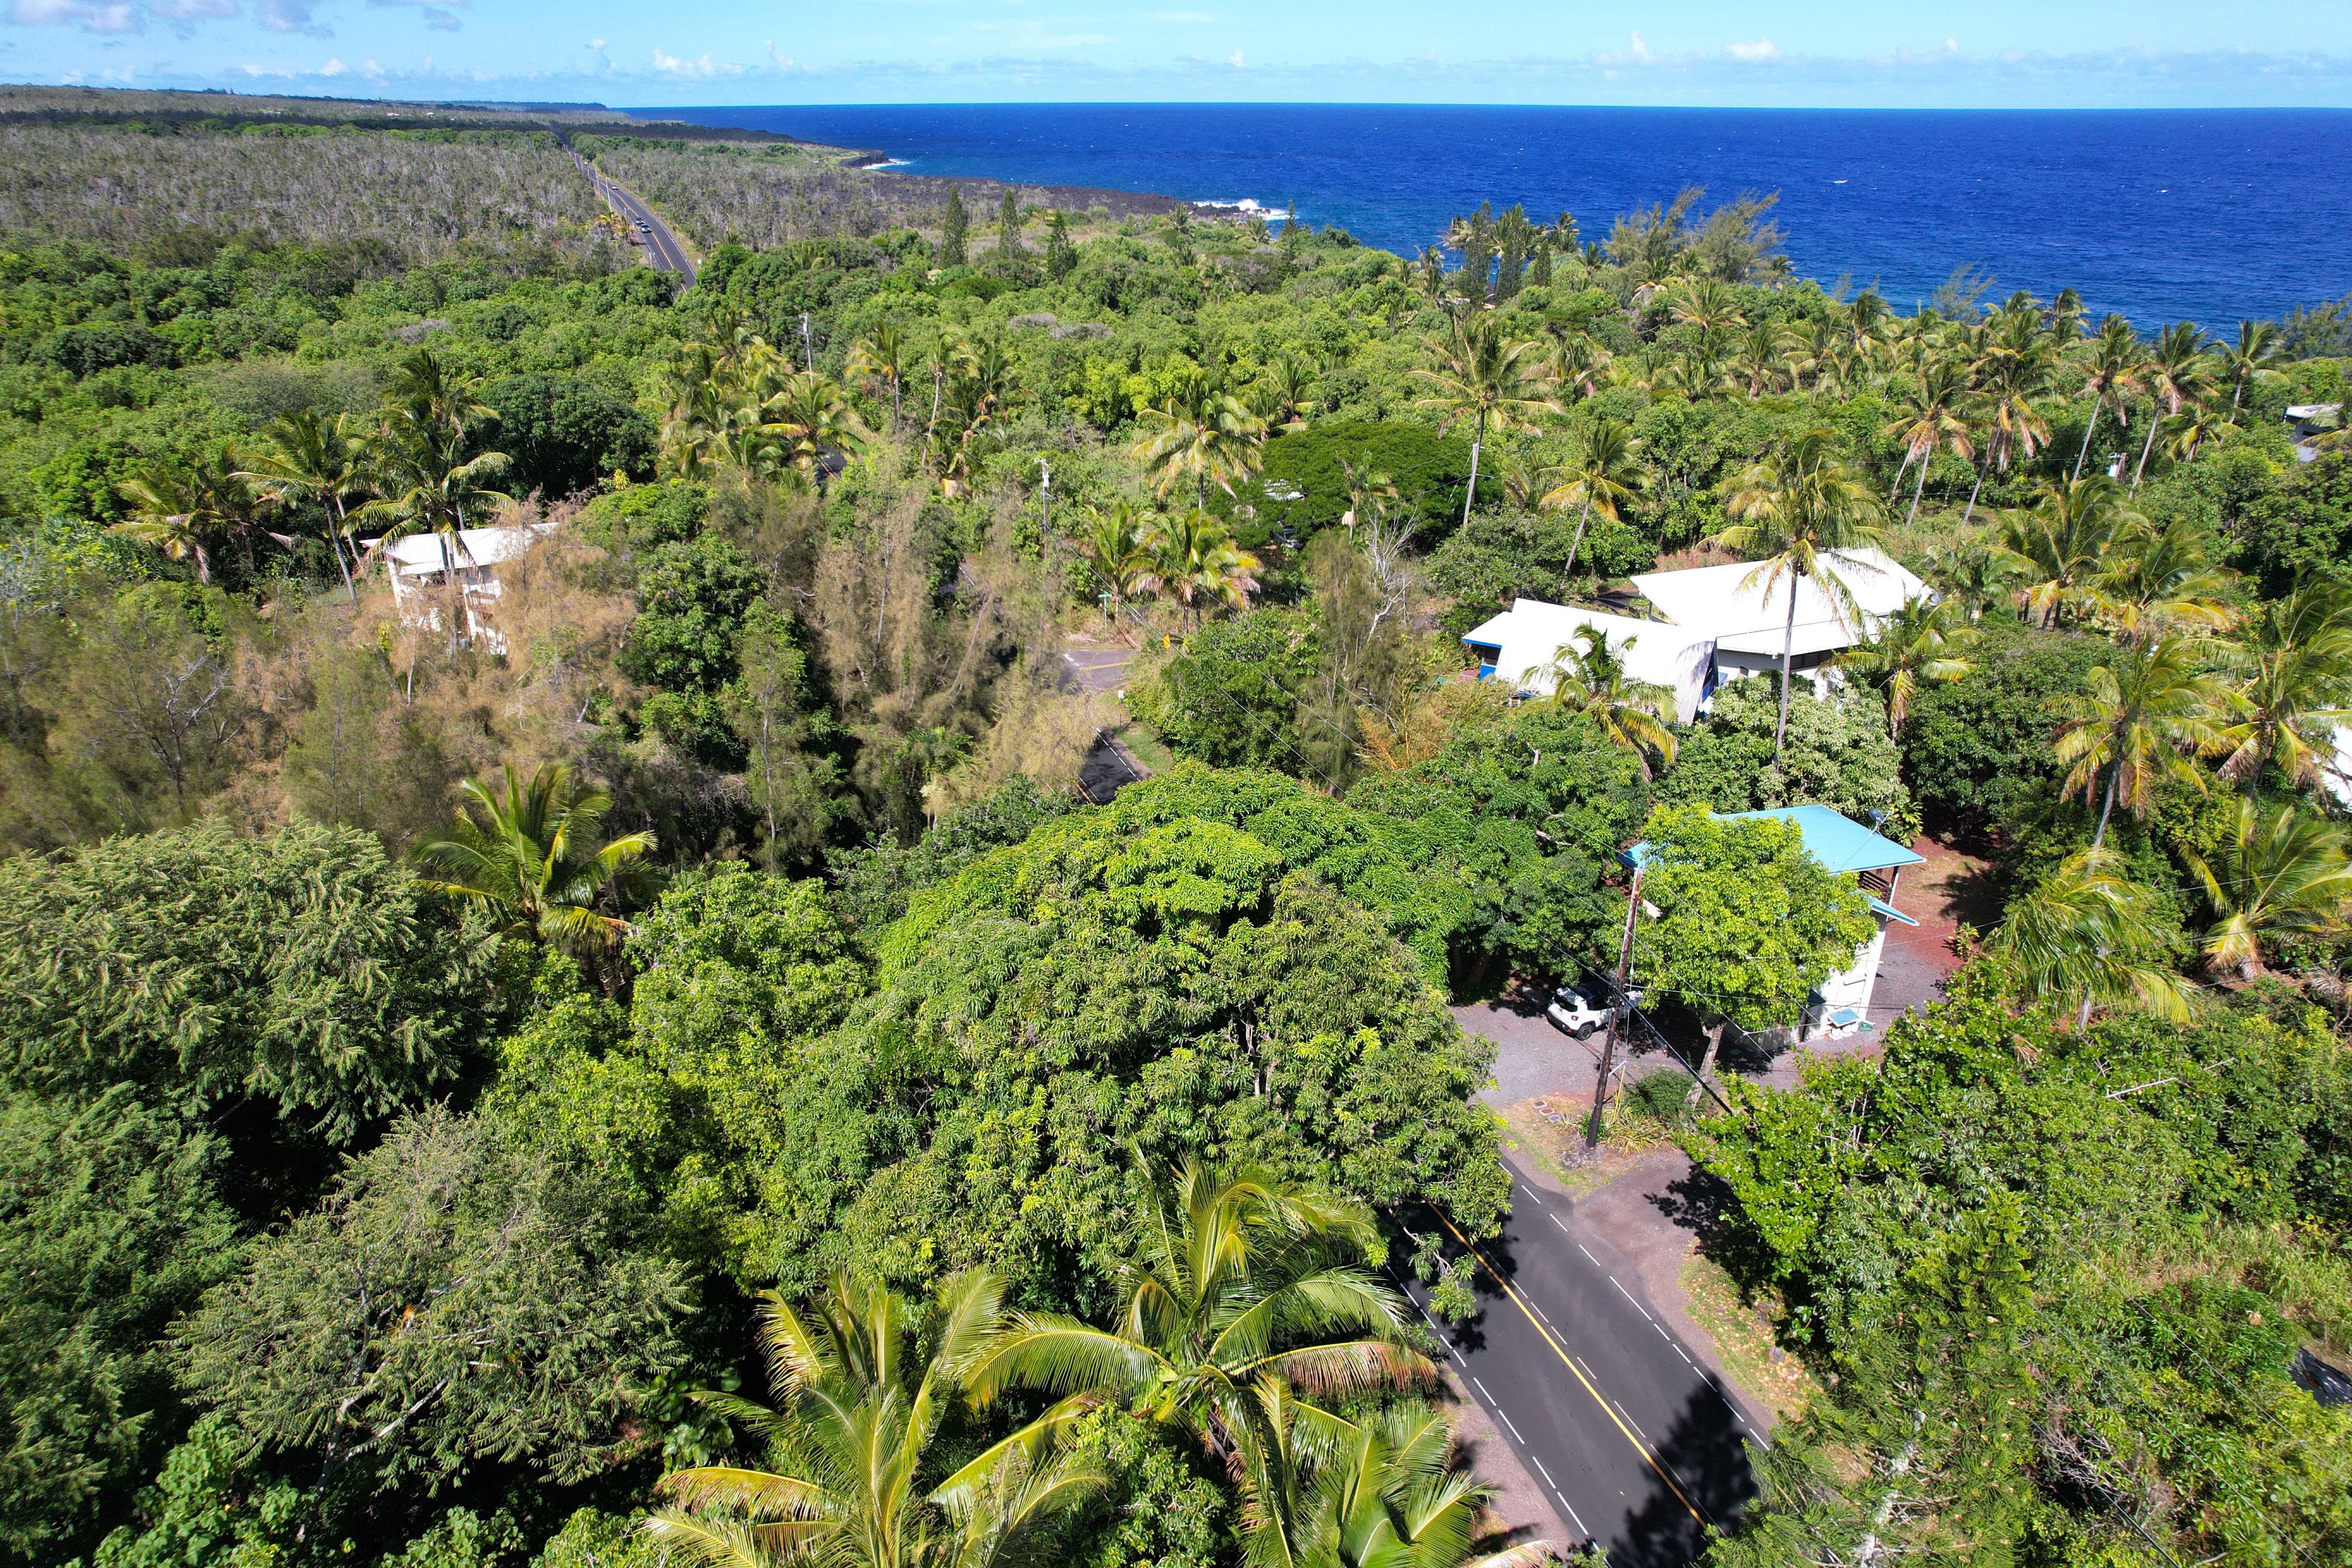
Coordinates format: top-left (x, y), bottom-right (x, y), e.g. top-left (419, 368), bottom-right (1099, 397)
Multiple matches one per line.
top-left (1630, 548), bottom-right (1926, 645)
top-left (362, 524), bottom-right (554, 578)
top-left (1459, 598), bottom-right (1716, 720)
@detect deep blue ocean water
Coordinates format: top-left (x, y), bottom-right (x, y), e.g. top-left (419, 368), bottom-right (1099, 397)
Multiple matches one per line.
top-left (626, 103), bottom-right (2352, 330)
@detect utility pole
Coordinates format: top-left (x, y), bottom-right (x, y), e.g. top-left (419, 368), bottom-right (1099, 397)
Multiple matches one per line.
top-left (1037, 457), bottom-right (1053, 542)
top-left (1585, 861), bottom-right (1645, 1151)
top-left (800, 310), bottom-right (815, 370)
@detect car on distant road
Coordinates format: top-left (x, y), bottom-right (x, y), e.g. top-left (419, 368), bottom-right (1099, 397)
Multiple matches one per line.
top-left (1546, 979), bottom-right (1640, 1038)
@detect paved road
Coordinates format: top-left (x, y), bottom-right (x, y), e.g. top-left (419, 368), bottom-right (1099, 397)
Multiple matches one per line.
top-left (1393, 1153), bottom-right (1767, 1567)
top-left (551, 130), bottom-right (697, 285)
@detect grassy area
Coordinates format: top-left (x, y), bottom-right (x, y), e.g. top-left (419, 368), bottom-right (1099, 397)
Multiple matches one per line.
top-left (1113, 723), bottom-right (1175, 775)
top-left (1678, 1253), bottom-right (1823, 1426)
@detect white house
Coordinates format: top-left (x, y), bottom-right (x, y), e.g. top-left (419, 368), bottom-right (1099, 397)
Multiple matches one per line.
top-left (1459, 547), bottom-right (1929, 720)
top-left (361, 522), bottom-right (555, 649)
top-left (1624, 803), bottom-right (1924, 1044)
top-left (2288, 403), bottom-right (2343, 465)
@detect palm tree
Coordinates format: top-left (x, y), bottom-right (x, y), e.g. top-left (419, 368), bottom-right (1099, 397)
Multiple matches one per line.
top-left (2089, 514), bottom-right (2239, 647)
top-left (2071, 315), bottom-right (2143, 482)
top-left (2049, 638), bottom-right (2234, 849)
top-left (1411, 313), bottom-right (1561, 531)
top-left (2130, 323), bottom-right (2213, 490)
top-left (237, 410), bottom-right (368, 601)
top-left (1525, 625), bottom-right (1678, 778)
top-left (647, 1271), bottom-right (1104, 1568)
top-left (1538, 417), bottom-right (1645, 589)
top-left (962, 1161), bottom-right (1432, 1486)
top-left (112, 466), bottom-right (223, 585)
top-left (846, 323), bottom-right (909, 437)
top-left (1241, 1400), bottom-right (1564, 1568)
top-left (760, 371), bottom-right (869, 481)
top-left (2217, 577), bottom-right (2352, 795)
top-left (1881, 360), bottom-right (1975, 527)
top-left (1544, 331), bottom-right (1611, 403)
top-left (1131, 370), bottom-right (1269, 511)
top-left (2217, 318), bottom-right (2286, 416)
top-left (1838, 594), bottom-right (1978, 736)
top-left (1991, 846), bottom-right (2192, 1028)
top-left (1712, 427), bottom-right (1890, 756)
top-left (2189, 801), bottom-right (2352, 978)
top-left (1075, 500), bottom-right (1158, 625)
top-left (411, 762), bottom-right (656, 954)
top-left (358, 412), bottom-right (513, 639)
top-left (1732, 320), bottom-right (1792, 397)
top-left (1667, 276), bottom-right (1746, 334)
top-left (1994, 477), bottom-right (2140, 630)
top-left (1141, 508), bottom-right (1262, 628)
top-left (1963, 318), bottom-right (2055, 524)
top-left (2158, 402), bottom-right (2234, 468)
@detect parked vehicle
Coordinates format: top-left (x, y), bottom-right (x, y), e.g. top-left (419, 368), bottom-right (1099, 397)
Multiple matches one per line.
top-left (1546, 978), bottom-right (1641, 1039)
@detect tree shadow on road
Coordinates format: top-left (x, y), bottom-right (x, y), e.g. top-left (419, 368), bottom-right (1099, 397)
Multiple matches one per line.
top-left (1604, 1382), bottom-right (1755, 1568)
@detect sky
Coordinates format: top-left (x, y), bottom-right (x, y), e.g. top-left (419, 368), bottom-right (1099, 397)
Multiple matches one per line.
top-left (6, 0), bottom-right (2352, 110)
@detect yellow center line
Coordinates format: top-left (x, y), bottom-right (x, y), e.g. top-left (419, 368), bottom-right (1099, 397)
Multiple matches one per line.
top-left (1427, 1208), bottom-right (1705, 1528)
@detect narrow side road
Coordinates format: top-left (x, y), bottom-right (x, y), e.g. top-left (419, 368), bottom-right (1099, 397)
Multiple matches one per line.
top-left (551, 129), bottom-right (697, 285)
top-left (1393, 1152), bottom-right (1769, 1567)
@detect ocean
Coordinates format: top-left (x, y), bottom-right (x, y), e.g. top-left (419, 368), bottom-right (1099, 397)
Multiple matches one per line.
top-left (626, 103), bottom-right (2352, 330)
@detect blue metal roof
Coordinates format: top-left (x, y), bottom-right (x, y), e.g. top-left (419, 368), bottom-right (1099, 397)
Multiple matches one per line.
top-left (1621, 804), bottom-right (1926, 878)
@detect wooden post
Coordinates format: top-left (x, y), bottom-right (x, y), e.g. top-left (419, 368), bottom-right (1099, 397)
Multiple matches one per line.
top-left (1585, 861), bottom-right (1645, 1151)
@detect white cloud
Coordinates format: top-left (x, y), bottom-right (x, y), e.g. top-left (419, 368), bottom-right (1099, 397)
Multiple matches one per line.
top-left (651, 47), bottom-right (746, 78)
top-left (1628, 29), bottom-right (1648, 59)
top-left (368, 0), bottom-right (462, 31)
top-left (251, 0), bottom-right (327, 34)
top-left (1145, 9), bottom-right (1213, 18)
top-left (1227, 47), bottom-right (1242, 67)
top-left (318, 54), bottom-right (342, 72)
top-left (7, 0), bottom-right (143, 33)
top-left (1725, 37), bottom-right (1779, 62)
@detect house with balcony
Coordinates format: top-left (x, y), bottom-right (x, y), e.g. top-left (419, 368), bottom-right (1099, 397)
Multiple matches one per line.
top-left (1459, 547), bottom-right (1930, 720)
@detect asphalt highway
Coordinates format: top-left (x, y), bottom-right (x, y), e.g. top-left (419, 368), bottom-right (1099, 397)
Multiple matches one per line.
top-left (1392, 1154), bottom-right (1768, 1567)
top-left (552, 130), bottom-right (697, 285)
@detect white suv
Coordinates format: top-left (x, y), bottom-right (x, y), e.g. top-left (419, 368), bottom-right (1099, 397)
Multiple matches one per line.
top-left (1546, 981), bottom-right (1640, 1039)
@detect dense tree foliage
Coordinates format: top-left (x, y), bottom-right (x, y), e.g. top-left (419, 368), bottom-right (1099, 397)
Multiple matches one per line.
top-left (5, 84), bottom-right (2352, 1568)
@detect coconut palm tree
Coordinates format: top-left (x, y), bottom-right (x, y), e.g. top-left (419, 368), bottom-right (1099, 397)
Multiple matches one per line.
top-left (647, 1271), bottom-right (1104, 1568)
top-left (1994, 477), bottom-right (2141, 630)
top-left (2088, 514), bottom-right (2239, 647)
top-left (1963, 317), bottom-right (2054, 524)
top-left (1240, 1399), bottom-right (1565, 1568)
top-left (1991, 845), bottom-right (2192, 1028)
top-left (846, 322), bottom-right (909, 437)
top-left (2158, 402), bottom-right (2234, 468)
top-left (2217, 318), bottom-right (2287, 417)
top-left (2130, 323), bottom-right (2214, 490)
top-left (1141, 508), bottom-right (1262, 628)
top-left (1075, 500), bottom-right (1158, 625)
top-left (2189, 802), bottom-right (2352, 978)
top-left (1882, 359), bottom-right (1975, 526)
top-left (961, 1161), bottom-right (1431, 1485)
top-left (1668, 276), bottom-right (1746, 334)
top-left (1733, 319), bottom-right (1793, 397)
top-left (411, 762), bottom-right (656, 955)
top-left (1131, 369), bottom-right (1269, 511)
top-left (1411, 313), bottom-right (1561, 531)
top-left (112, 466), bottom-right (224, 585)
top-left (237, 410), bottom-right (369, 601)
top-left (1712, 427), bottom-right (1890, 756)
top-left (1544, 331), bottom-right (1612, 403)
top-left (1927, 541), bottom-right (2023, 624)
top-left (760, 370), bottom-right (869, 482)
top-left (2049, 637), bottom-right (2235, 849)
top-left (358, 412), bottom-right (512, 640)
top-left (1838, 594), bottom-right (1978, 736)
top-left (2217, 577), bottom-right (2352, 795)
top-left (1525, 625), bottom-right (1678, 779)
top-left (1538, 417), bottom-right (1645, 588)
top-left (2071, 315), bottom-right (2144, 482)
